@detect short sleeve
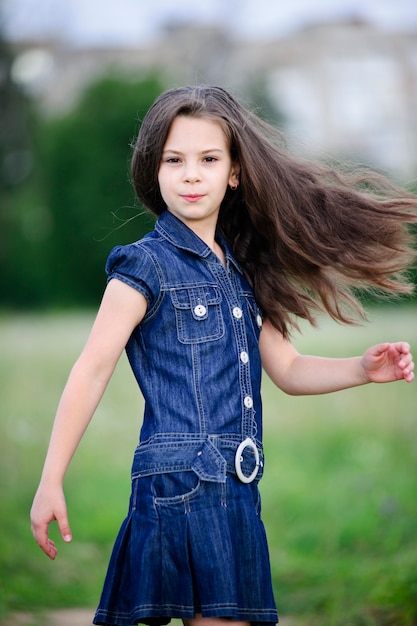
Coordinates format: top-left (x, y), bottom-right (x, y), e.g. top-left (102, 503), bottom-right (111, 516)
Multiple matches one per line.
top-left (105, 243), bottom-right (160, 308)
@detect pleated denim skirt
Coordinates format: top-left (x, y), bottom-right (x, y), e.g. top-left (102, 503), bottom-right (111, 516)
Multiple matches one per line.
top-left (93, 471), bottom-right (278, 626)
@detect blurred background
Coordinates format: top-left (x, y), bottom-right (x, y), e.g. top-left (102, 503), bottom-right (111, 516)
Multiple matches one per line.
top-left (1, 1), bottom-right (416, 625)
top-left (1, 0), bottom-right (417, 307)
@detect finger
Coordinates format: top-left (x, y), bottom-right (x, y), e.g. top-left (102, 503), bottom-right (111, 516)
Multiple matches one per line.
top-left (371, 342), bottom-right (390, 357)
top-left (57, 514), bottom-right (72, 544)
top-left (402, 357), bottom-right (415, 383)
top-left (394, 341), bottom-right (410, 355)
top-left (399, 351), bottom-right (413, 369)
top-left (45, 538), bottom-right (58, 560)
top-left (31, 523), bottom-right (58, 560)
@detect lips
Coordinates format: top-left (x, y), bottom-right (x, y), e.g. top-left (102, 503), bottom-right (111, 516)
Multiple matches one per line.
top-left (181, 194), bottom-right (205, 203)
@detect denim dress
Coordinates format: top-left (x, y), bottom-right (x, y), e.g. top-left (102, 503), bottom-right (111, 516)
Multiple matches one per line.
top-left (93, 210), bottom-right (278, 626)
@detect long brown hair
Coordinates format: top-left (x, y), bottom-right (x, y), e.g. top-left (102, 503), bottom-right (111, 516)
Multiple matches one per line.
top-left (131, 85), bottom-right (417, 337)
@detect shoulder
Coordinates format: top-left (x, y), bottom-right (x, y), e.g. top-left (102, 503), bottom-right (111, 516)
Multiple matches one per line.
top-left (105, 234), bottom-right (165, 307)
top-left (105, 225), bottom-right (167, 270)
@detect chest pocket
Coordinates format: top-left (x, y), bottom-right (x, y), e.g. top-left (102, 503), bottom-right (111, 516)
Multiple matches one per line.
top-left (170, 285), bottom-right (224, 344)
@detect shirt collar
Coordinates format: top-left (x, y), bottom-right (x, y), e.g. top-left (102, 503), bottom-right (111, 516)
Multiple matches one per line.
top-left (155, 210), bottom-right (243, 274)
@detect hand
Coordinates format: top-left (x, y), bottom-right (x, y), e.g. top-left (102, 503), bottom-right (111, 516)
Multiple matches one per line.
top-left (360, 342), bottom-right (414, 384)
top-left (30, 484), bottom-right (72, 560)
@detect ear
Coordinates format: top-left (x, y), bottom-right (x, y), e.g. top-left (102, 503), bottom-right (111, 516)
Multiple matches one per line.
top-left (229, 162), bottom-right (240, 189)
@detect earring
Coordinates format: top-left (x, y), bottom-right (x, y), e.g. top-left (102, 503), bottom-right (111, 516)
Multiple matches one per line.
top-left (229, 184), bottom-right (238, 191)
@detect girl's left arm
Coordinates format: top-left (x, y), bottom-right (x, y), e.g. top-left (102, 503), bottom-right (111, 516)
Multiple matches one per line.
top-left (260, 319), bottom-right (414, 395)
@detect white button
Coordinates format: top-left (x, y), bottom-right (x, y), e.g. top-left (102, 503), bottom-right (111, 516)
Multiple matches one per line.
top-left (194, 304), bottom-right (207, 317)
top-left (233, 307), bottom-right (243, 319)
top-left (244, 396), bottom-right (253, 409)
top-left (240, 351), bottom-right (249, 364)
top-left (256, 314), bottom-right (262, 328)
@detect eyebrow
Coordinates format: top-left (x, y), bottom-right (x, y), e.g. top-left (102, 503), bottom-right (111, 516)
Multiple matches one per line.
top-left (162, 148), bottom-right (225, 155)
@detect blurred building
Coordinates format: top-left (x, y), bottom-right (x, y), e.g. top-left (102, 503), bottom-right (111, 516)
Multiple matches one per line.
top-left (258, 19), bottom-right (417, 177)
top-left (9, 18), bottom-right (417, 178)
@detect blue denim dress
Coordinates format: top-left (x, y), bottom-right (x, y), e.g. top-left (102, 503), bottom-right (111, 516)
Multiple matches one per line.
top-left (93, 211), bottom-right (278, 626)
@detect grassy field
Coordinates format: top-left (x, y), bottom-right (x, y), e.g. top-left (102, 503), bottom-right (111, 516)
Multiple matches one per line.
top-left (0, 308), bottom-right (416, 626)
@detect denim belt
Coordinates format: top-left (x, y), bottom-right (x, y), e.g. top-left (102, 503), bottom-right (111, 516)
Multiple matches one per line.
top-left (131, 434), bottom-right (264, 484)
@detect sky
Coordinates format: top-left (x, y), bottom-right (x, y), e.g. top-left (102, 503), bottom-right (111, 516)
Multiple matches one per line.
top-left (2, 0), bottom-right (417, 46)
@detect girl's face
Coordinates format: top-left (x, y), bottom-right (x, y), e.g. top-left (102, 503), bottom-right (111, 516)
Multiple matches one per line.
top-left (158, 115), bottom-right (239, 234)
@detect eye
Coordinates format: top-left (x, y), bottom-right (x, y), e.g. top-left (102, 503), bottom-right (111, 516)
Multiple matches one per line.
top-left (203, 156), bottom-right (218, 163)
top-left (166, 157), bottom-right (181, 164)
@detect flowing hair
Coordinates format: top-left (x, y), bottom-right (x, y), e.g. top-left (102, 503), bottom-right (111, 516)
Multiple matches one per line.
top-left (131, 85), bottom-right (417, 337)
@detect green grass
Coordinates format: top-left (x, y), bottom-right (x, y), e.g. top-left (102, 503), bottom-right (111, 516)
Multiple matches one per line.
top-left (1, 308), bottom-right (416, 625)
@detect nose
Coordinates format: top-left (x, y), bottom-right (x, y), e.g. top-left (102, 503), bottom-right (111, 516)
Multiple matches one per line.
top-left (183, 161), bottom-right (201, 183)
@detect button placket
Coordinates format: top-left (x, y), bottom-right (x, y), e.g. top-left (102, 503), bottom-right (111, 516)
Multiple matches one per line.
top-left (236, 308), bottom-right (257, 438)
top-left (210, 264), bottom-right (256, 440)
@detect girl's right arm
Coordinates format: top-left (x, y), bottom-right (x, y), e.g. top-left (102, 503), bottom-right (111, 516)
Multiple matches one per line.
top-left (30, 278), bottom-right (148, 560)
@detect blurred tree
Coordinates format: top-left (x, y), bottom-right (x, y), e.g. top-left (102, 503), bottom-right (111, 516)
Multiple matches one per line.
top-left (33, 74), bottom-right (164, 307)
top-left (0, 12), bottom-right (40, 306)
top-left (0, 39), bottom-right (31, 190)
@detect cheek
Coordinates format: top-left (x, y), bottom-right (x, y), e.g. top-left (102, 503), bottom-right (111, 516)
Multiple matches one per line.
top-left (157, 172), bottom-right (176, 207)
top-left (157, 171), bottom-right (168, 195)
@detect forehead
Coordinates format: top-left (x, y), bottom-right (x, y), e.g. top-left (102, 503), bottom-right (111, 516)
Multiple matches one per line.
top-left (163, 115), bottom-right (230, 151)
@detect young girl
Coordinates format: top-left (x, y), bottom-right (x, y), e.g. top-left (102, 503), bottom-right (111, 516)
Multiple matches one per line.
top-left (31, 85), bottom-right (416, 626)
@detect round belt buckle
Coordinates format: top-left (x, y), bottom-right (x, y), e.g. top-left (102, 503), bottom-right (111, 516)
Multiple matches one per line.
top-left (235, 437), bottom-right (260, 484)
